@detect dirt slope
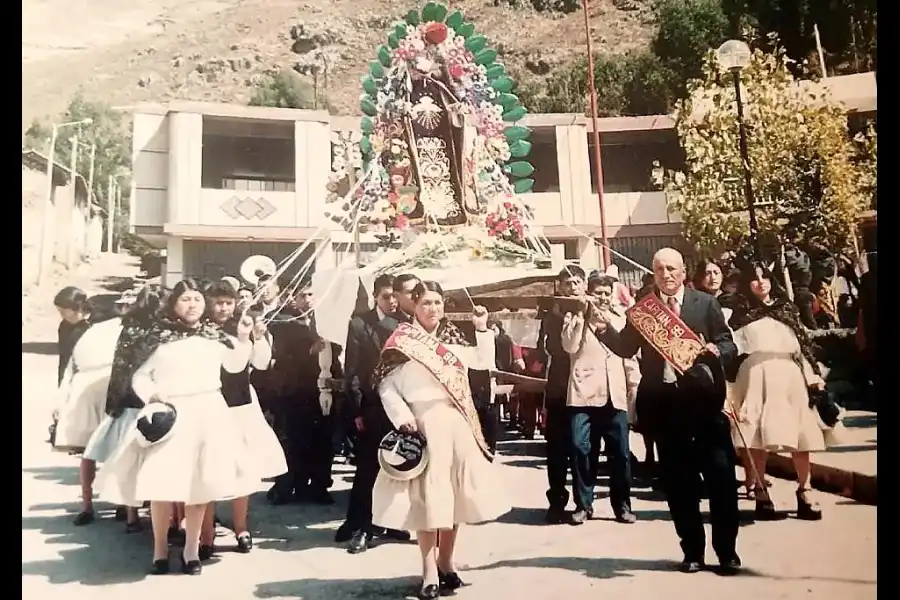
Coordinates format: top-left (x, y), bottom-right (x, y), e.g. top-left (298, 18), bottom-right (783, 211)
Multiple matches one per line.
top-left (22, 0), bottom-right (654, 129)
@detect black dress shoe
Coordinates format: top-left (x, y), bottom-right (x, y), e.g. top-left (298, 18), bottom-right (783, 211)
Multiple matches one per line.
top-left (310, 490), bottom-right (336, 505)
top-left (716, 555), bottom-right (742, 576)
top-left (125, 520), bottom-right (143, 534)
top-left (570, 508), bottom-right (592, 525)
top-left (347, 530), bottom-right (372, 554)
top-left (267, 488), bottom-right (293, 506)
top-left (614, 507), bottom-right (637, 524)
top-left (678, 559), bottom-right (705, 574)
top-left (150, 559), bottom-right (170, 575)
top-left (236, 532), bottom-right (253, 553)
top-left (199, 544), bottom-right (215, 561)
top-left (334, 524), bottom-right (355, 543)
top-left (73, 511), bottom-right (95, 526)
top-left (180, 555), bottom-right (202, 575)
top-left (439, 571), bottom-right (466, 591)
top-left (380, 528), bottom-right (411, 541)
top-left (418, 583), bottom-right (440, 600)
top-left (545, 506), bottom-right (566, 525)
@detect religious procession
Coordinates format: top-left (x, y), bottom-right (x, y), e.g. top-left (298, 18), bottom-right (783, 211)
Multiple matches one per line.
top-left (24, 1), bottom-right (876, 599)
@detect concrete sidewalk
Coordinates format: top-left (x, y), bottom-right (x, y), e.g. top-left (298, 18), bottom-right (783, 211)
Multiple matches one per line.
top-left (764, 411), bottom-right (877, 504)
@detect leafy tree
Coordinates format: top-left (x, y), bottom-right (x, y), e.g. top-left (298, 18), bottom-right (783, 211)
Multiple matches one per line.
top-left (519, 50), bottom-right (675, 116)
top-left (652, 0), bottom-right (730, 98)
top-left (24, 94), bottom-right (132, 250)
top-left (249, 70), bottom-right (322, 110)
top-left (665, 47), bottom-right (870, 254)
top-left (722, 0), bottom-right (877, 75)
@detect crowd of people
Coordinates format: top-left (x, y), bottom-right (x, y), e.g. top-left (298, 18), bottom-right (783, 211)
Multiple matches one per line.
top-left (46, 242), bottom-right (873, 597)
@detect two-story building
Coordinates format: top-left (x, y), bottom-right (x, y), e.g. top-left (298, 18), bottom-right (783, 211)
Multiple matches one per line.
top-left (130, 71), bottom-right (875, 290)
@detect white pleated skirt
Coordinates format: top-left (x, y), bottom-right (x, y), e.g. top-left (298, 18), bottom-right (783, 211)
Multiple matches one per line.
top-left (83, 408), bottom-right (142, 464)
top-left (97, 390), bottom-right (255, 507)
top-left (54, 369), bottom-right (111, 452)
top-left (229, 389), bottom-right (288, 496)
top-left (372, 398), bottom-right (510, 532)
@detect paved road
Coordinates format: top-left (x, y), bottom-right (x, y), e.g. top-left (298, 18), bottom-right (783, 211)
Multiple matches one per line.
top-left (23, 258), bottom-right (877, 599)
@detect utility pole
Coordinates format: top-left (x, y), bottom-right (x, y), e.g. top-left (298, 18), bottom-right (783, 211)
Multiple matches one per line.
top-left (106, 175), bottom-right (115, 253)
top-left (84, 141), bottom-right (96, 260)
top-left (66, 136), bottom-right (80, 270)
top-left (114, 184), bottom-right (122, 253)
top-left (581, 0), bottom-right (610, 268)
top-left (36, 127), bottom-right (58, 287)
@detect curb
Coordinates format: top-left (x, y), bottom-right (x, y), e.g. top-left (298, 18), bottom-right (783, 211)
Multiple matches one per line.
top-left (766, 454), bottom-right (876, 505)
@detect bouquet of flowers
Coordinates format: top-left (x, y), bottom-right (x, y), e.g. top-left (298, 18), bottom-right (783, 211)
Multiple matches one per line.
top-left (485, 201), bottom-right (527, 246)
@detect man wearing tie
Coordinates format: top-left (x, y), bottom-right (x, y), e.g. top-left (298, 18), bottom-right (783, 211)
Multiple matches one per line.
top-left (596, 248), bottom-right (742, 576)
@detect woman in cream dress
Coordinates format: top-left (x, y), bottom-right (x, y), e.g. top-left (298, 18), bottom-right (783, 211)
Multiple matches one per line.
top-left (730, 264), bottom-right (839, 521)
top-left (373, 281), bottom-right (509, 600)
top-left (53, 313), bottom-right (124, 526)
top-left (98, 278), bottom-right (256, 575)
top-left (198, 281), bottom-right (287, 558)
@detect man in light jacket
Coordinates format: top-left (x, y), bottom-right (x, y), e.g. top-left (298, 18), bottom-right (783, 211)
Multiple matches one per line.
top-left (561, 275), bottom-right (640, 525)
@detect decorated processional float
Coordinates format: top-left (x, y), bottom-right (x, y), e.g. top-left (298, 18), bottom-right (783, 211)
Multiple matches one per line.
top-left (309, 2), bottom-right (566, 349)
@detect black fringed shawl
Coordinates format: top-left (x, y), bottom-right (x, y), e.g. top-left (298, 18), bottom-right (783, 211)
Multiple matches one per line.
top-left (732, 298), bottom-right (821, 377)
top-left (104, 318), bottom-right (232, 415)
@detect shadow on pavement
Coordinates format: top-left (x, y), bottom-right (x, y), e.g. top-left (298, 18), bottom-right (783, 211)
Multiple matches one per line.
top-left (23, 466), bottom-right (81, 487)
top-left (248, 488), bottom-right (358, 553)
top-left (21, 513), bottom-right (152, 585)
top-left (256, 575), bottom-right (420, 599)
top-left (22, 341), bottom-right (58, 356)
top-left (469, 555), bottom-right (694, 579)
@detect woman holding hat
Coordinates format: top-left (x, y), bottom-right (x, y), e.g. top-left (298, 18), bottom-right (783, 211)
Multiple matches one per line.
top-left (371, 281), bottom-right (509, 600)
top-left (97, 278), bottom-right (256, 575)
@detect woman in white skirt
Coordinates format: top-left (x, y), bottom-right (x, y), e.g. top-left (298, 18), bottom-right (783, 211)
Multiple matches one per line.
top-left (97, 278), bottom-right (256, 575)
top-left (53, 310), bottom-right (123, 526)
top-left (198, 282), bottom-right (287, 559)
top-left (730, 263), bottom-right (837, 521)
top-left (372, 281), bottom-right (509, 600)
top-left (83, 286), bottom-right (166, 532)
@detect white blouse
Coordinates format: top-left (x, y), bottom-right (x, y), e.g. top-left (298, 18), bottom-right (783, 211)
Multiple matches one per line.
top-left (132, 336), bottom-right (253, 402)
top-left (734, 316), bottom-right (819, 381)
top-left (56, 317), bottom-right (124, 407)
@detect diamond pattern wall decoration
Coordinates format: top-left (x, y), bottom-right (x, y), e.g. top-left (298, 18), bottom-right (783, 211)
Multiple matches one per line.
top-left (220, 196), bottom-right (277, 220)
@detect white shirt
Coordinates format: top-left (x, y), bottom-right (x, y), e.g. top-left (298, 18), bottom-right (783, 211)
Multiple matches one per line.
top-left (659, 286), bottom-right (685, 383)
top-left (376, 307), bottom-right (387, 322)
top-left (471, 329), bottom-right (497, 371)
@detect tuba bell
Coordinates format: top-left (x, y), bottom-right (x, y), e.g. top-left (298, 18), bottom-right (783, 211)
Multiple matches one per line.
top-left (240, 255), bottom-right (277, 287)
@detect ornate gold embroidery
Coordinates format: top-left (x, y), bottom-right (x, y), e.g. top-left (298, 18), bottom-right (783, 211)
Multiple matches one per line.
top-left (417, 137), bottom-right (461, 220)
top-left (411, 96), bottom-right (443, 131)
top-left (626, 296), bottom-right (704, 373)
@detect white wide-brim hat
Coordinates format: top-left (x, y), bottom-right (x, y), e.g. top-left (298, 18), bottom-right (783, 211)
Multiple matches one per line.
top-left (134, 401), bottom-right (178, 448)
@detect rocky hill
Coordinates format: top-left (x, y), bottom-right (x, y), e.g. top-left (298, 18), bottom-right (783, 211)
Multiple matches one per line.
top-left (22, 0), bottom-right (655, 130)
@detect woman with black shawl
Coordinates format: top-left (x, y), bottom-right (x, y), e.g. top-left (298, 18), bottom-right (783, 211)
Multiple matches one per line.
top-left (83, 285), bottom-right (166, 532)
top-left (97, 279), bottom-right (258, 576)
top-left (730, 263), bottom-right (839, 522)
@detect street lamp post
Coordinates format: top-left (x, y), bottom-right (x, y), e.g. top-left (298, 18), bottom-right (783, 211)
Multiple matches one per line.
top-left (716, 40), bottom-right (761, 260)
top-left (36, 117), bottom-right (93, 287)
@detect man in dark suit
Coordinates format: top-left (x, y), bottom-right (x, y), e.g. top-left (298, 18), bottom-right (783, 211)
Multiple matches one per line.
top-left (335, 274), bottom-right (411, 553)
top-left (539, 266), bottom-right (585, 524)
top-left (260, 280), bottom-right (342, 506)
top-left (596, 248), bottom-right (742, 575)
